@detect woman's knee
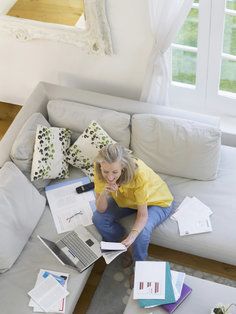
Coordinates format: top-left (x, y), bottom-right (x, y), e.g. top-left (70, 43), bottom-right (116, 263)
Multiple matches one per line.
top-left (92, 211), bottom-right (104, 227)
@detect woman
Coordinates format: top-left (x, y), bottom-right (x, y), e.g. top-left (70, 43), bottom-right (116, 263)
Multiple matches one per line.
top-left (92, 143), bottom-right (174, 285)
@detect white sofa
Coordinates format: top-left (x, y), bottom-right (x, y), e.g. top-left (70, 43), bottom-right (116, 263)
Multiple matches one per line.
top-left (0, 81), bottom-right (236, 314)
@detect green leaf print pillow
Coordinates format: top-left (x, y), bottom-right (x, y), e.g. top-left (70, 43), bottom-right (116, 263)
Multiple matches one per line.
top-left (66, 120), bottom-right (116, 180)
top-left (31, 125), bottom-right (72, 180)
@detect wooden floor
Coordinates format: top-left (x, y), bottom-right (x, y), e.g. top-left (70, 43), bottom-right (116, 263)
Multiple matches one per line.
top-left (7, 0), bottom-right (84, 26)
top-left (1, 101), bottom-right (236, 314)
top-left (0, 102), bottom-right (21, 140)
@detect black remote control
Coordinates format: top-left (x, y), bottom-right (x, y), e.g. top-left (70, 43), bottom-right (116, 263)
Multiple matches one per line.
top-left (76, 182), bottom-right (94, 194)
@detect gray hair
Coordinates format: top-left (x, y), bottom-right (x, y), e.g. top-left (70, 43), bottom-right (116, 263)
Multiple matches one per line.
top-left (95, 143), bottom-right (137, 185)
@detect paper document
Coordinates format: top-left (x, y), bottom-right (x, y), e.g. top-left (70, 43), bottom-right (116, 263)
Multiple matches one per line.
top-left (29, 269), bottom-right (69, 313)
top-left (170, 270), bottom-right (185, 301)
top-left (28, 275), bottom-right (69, 312)
top-left (171, 196), bottom-right (213, 236)
top-left (133, 261), bottom-right (166, 300)
top-left (100, 241), bottom-right (127, 264)
top-left (101, 241), bottom-right (127, 251)
top-left (172, 196), bottom-right (212, 221)
top-left (137, 265), bottom-right (185, 309)
top-left (177, 214), bottom-right (212, 236)
top-left (45, 177), bottom-right (96, 234)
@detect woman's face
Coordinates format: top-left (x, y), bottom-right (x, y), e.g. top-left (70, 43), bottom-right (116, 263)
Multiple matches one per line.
top-left (100, 161), bottom-right (122, 184)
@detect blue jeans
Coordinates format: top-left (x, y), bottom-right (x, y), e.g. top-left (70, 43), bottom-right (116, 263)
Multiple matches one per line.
top-left (92, 198), bottom-right (174, 261)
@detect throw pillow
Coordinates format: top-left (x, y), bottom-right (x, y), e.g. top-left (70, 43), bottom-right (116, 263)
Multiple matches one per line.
top-left (31, 125), bottom-right (72, 180)
top-left (131, 114), bottom-right (221, 180)
top-left (0, 162), bottom-right (46, 273)
top-left (10, 112), bottom-right (51, 190)
top-left (66, 120), bottom-right (116, 180)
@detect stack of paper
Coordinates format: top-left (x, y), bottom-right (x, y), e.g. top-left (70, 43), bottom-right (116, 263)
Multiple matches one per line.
top-left (100, 241), bottom-right (127, 264)
top-left (133, 261), bottom-right (192, 312)
top-left (171, 196), bottom-right (213, 236)
top-left (28, 269), bottom-right (69, 313)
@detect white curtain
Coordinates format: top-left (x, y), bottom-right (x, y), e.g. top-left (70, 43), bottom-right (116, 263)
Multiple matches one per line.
top-left (140, 0), bottom-right (193, 105)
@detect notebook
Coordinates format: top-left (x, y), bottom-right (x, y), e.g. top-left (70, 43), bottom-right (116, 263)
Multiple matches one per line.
top-left (161, 283), bottom-right (192, 313)
top-left (137, 262), bottom-right (176, 308)
top-left (38, 224), bottom-right (102, 272)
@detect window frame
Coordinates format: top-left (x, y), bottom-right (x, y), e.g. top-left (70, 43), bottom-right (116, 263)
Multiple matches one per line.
top-left (169, 0), bottom-right (236, 117)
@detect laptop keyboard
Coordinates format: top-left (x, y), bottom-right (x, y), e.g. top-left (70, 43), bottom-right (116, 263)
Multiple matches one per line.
top-left (59, 231), bottom-right (98, 269)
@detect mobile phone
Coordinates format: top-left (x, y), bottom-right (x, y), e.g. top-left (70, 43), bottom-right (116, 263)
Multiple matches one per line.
top-left (76, 182), bottom-right (94, 194)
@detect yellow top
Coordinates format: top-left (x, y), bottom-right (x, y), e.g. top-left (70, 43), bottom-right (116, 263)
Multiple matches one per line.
top-left (94, 159), bottom-right (173, 209)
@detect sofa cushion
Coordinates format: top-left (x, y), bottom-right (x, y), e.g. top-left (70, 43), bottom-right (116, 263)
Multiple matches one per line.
top-left (47, 100), bottom-right (131, 147)
top-left (31, 125), bottom-right (72, 180)
top-left (0, 162), bottom-right (46, 273)
top-left (66, 120), bottom-right (116, 180)
top-left (131, 114), bottom-right (221, 180)
top-left (10, 113), bottom-right (51, 190)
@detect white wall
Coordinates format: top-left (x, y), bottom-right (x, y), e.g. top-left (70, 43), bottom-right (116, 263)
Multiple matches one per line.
top-left (0, 0), bottom-right (153, 105)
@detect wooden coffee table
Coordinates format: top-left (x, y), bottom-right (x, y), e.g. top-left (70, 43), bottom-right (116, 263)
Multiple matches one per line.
top-left (124, 274), bottom-right (236, 314)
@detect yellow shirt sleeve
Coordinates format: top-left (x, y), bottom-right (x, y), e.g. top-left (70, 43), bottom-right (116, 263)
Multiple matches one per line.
top-left (133, 172), bottom-right (149, 205)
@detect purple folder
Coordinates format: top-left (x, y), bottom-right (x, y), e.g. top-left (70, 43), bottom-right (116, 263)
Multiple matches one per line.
top-left (161, 283), bottom-right (192, 313)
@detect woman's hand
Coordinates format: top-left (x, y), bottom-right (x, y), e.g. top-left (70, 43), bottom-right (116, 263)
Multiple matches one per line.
top-left (95, 183), bottom-right (119, 212)
top-left (122, 230), bottom-right (138, 248)
top-left (104, 183), bottom-right (119, 194)
top-left (122, 204), bottom-right (148, 248)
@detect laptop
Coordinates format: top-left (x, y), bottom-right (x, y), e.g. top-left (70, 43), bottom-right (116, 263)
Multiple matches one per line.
top-left (38, 224), bottom-right (102, 272)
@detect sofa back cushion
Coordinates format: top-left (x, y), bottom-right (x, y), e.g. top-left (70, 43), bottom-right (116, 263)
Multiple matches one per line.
top-left (131, 114), bottom-right (221, 180)
top-left (47, 100), bottom-right (131, 147)
top-left (0, 162), bottom-right (46, 273)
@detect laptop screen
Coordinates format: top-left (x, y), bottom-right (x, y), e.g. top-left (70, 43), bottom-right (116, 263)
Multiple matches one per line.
top-left (38, 236), bottom-right (75, 267)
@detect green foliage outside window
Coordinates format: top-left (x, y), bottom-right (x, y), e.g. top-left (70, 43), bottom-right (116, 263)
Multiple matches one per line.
top-left (175, 8), bottom-right (198, 47)
top-left (172, 49), bottom-right (196, 85)
top-left (172, 3), bottom-right (236, 93)
top-left (226, 0), bottom-right (236, 10)
top-left (220, 59), bottom-right (236, 93)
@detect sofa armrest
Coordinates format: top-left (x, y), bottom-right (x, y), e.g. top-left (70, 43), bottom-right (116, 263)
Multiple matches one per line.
top-left (0, 83), bottom-right (50, 167)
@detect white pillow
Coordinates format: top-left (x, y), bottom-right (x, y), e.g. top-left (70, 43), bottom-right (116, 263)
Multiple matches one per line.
top-left (0, 162), bottom-right (46, 273)
top-left (66, 120), bottom-right (116, 180)
top-left (131, 114), bottom-right (221, 180)
top-left (31, 125), bottom-right (72, 180)
top-left (10, 113), bottom-right (50, 173)
top-left (47, 100), bottom-right (131, 147)
top-left (10, 113), bottom-right (51, 190)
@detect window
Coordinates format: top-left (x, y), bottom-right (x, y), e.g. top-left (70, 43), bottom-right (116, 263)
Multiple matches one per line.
top-left (220, 0), bottom-right (236, 93)
top-left (169, 0), bottom-right (236, 116)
